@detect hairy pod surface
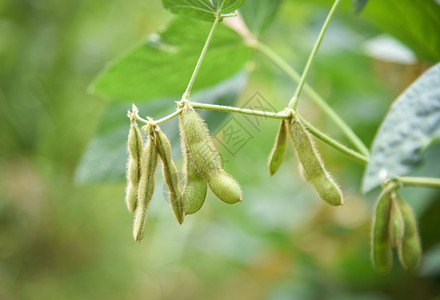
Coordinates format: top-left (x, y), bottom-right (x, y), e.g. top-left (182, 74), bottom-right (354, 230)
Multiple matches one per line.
top-left (268, 120), bottom-right (288, 176)
top-left (134, 131), bottom-right (158, 242)
top-left (179, 103), bottom-right (221, 177)
top-left (179, 102), bottom-right (242, 204)
top-left (126, 182), bottom-right (138, 213)
top-left (125, 119), bottom-right (143, 213)
top-left (183, 146), bottom-right (207, 215)
top-left (389, 192), bottom-right (404, 250)
top-left (154, 126), bottom-right (184, 224)
top-left (133, 203), bottom-right (147, 243)
top-left (288, 116), bottom-right (343, 206)
top-left (128, 119), bottom-right (143, 161)
top-left (396, 194), bottom-right (422, 270)
top-left (371, 187), bottom-right (393, 273)
top-left (207, 170), bottom-right (242, 204)
top-left (125, 159), bottom-right (139, 213)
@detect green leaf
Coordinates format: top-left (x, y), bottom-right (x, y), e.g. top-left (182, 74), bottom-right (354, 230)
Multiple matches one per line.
top-left (75, 72), bottom-right (248, 185)
top-left (362, 63), bottom-right (440, 193)
top-left (214, 0), bottom-right (247, 14)
top-left (240, 0), bottom-right (282, 36)
top-left (90, 17), bottom-right (250, 101)
top-left (162, 0), bottom-right (216, 21)
top-left (162, 0), bottom-right (246, 21)
top-left (362, 0), bottom-right (440, 62)
top-left (308, 0), bottom-right (440, 62)
top-left (351, 0), bottom-right (369, 15)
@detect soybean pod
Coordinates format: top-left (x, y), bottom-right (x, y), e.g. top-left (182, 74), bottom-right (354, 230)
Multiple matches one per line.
top-left (154, 126), bottom-right (184, 224)
top-left (389, 191), bottom-right (404, 250)
top-left (125, 118), bottom-right (143, 213)
top-left (371, 186), bottom-right (393, 273)
top-left (396, 194), bottom-right (422, 270)
top-left (179, 102), bottom-right (242, 204)
top-left (133, 128), bottom-right (158, 242)
top-left (182, 144), bottom-right (207, 215)
top-left (268, 120), bottom-right (288, 176)
top-left (288, 115), bottom-right (343, 206)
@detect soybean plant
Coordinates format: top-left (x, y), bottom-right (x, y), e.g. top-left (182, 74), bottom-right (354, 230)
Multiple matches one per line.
top-left (92, 0), bottom-right (440, 273)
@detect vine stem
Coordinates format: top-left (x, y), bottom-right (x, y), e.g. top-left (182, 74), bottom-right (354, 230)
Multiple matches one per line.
top-left (155, 108), bottom-right (183, 125)
top-left (288, 0), bottom-right (342, 110)
top-left (253, 42), bottom-right (370, 158)
top-left (182, 14), bottom-right (221, 100)
top-left (190, 102), bottom-right (290, 119)
top-left (131, 103), bottom-right (440, 190)
top-left (133, 101), bottom-right (366, 164)
top-left (397, 177), bottom-right (440, 189)
top-left (298, 116), bottom-right (368, 165)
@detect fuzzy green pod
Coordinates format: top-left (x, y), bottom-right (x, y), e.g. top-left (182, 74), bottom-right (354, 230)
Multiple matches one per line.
top-left (268, 120), bottom-right (288, 176)
top-left (154, 126), bottom-right (184, 224)
top-left (128, 118), bottom-right (143, 161)
top-left (125, 118), bottom-right (143, 213)
top-left (179, 102), bottom-right (242, 204)
top-left (179, 102), bottom-right (221, 177)
top-left (133, 130), bottom-right (158, 242)
top-left (207, 170), bottom-right (242, 204)
top-left (371, 187), bottom-right (393, 273)
top-left (182, 146), bottom-right (207, 215)
top-left (133, 202), bottom-right (147, 243)
top-left (288, 116), bottom-right (343, 206)
top-left (396, 194), bottom-right (422, 270)
top-left (389, 192), bottom-right (404, 250)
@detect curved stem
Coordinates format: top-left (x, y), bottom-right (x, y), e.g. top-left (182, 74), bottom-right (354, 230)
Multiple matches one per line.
top-left (134, 101), bottom-right (365, 164)
top-left (190, 102), bottom-right (290, 119)
top-left (182, 14), bottom-right (221, 100)
top-left (155, 108), bottom-right (183, 125)
top-left (397, 176), bottom-right (440, 189)
top-left (192, 102), bottom-right (366, 164)
top-left (298, 116), bottom-right (368, 165)
top-left (288, 0), bottom-right (342, 110)
top-left (254, 41), bottom-right (370, 157)
top-left (134, 103), bottom-right (440, 191)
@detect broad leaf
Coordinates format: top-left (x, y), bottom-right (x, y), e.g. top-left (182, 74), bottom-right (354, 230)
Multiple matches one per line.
top-left (351, 0), bottom-right (369, 15)
top-left (362, 63), bottom-right (440, 193)
top-left (361, 0), bottom-right (440, 62)
top-left (76, 72), bottom-right (248, 185)
top-left (214, 0), bottom-right (247, 14)
top-left (162, 0), bottom-right (216, 21)
top-left (308, 0), bottom-right (440, 62)
top-left (239, 0), bottom-right (282, 36)
top-left (162, 0), bottom-right (246, 21)
top-left (90, 17), bottom-right (250, 101)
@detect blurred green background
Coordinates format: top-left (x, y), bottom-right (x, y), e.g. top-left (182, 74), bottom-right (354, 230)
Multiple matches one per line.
top-left (1, 0), bottom-right (440, 299)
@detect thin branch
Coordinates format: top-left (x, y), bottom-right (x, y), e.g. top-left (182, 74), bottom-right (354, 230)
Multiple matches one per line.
top-left (182, 14), bottom-right (221, 100)
top-left (288, 0), bottom-right (342, 110)
top-left (397, 176), bottom-right (440, 189)
top-left (254, 41), bottom-right (370, 157)
top-left (298, 116), bottom-right (368, 165)
top-left (190, 102), bottom-right (291, 119)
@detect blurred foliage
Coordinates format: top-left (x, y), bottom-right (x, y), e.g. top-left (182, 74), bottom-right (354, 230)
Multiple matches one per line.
top-left (1, 0), bottom-right (440, 300)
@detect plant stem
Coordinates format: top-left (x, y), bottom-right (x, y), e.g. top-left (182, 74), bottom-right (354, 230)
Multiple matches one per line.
top-left (190, 102), bottom-right (290, 119)
top-left (135, 100), bottom-right (366, 164)
top-left (288, 0), bottom-right (342, 110)
top-left (135, 103), bottom-right (440, 191)
top-left (155, 108), bottom-right (183, 125)
top-left (191, 102), bottom-right (366, 164)
top-left (298, 116), bottom-right (368, 165)
top-left (182, 14), bottom-right (221, 100)
top-left (254, 42), bottom-right (370, 157)
top-left (397, 176), bottom-right (440, 189)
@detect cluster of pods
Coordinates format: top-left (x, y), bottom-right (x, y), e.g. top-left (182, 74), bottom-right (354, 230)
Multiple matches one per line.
top-left (124, 102), bottom-right (421, 272)
top-left (125, 101), bottom-right (241, 242)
